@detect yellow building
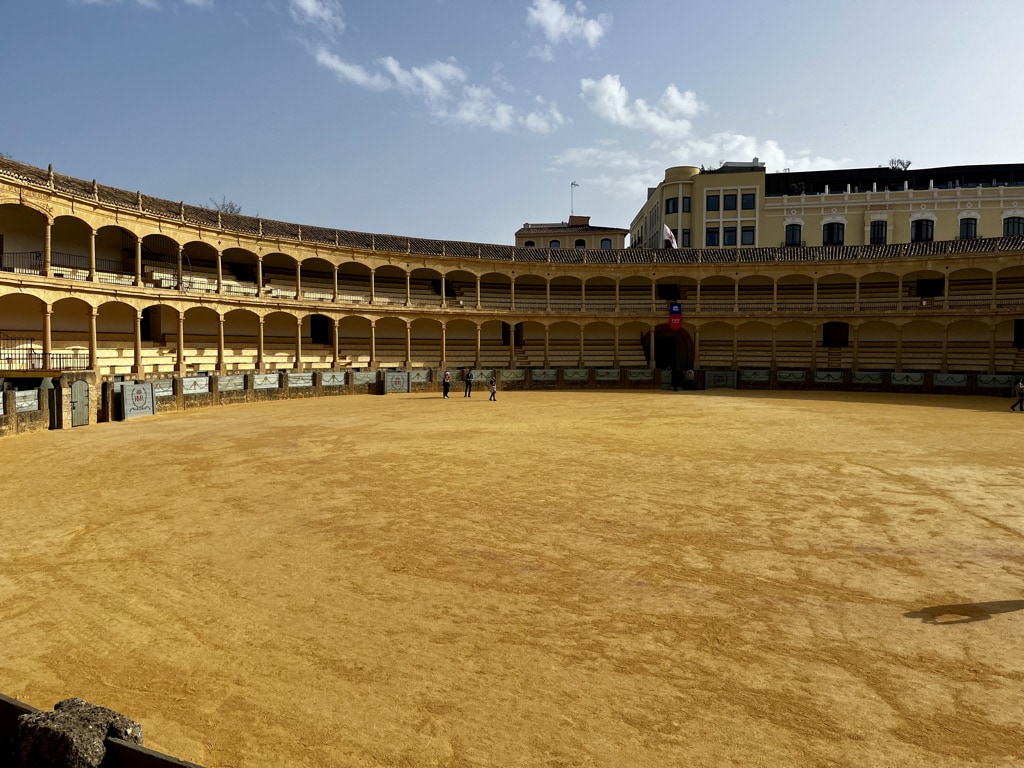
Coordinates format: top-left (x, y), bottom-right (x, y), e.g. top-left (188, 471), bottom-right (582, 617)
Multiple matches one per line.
top-left (632, 160), bottom-right (1024, 250)
top-left (515, 215), bottom-right (627, 250)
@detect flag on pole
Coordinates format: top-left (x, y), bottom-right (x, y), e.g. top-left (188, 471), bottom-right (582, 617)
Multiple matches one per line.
top-left (663, 224), bottom-right (678, 249)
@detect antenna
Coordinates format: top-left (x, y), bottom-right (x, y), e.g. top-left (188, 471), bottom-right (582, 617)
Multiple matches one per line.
top-left (570, 180), bottom-right (579, 215)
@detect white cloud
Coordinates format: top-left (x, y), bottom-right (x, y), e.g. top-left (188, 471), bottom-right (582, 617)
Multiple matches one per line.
top-left (580, 74), bottom-right (706, 140)
top-left (380, 57), bottom-right (467, 104)
top-left (523, 97), bottom-right (566, 134)
top-left (313, 47), bottom-right (390, 91)
top-left (307, 47), bottom-right (561, 134)
top-left (527, 0), bottom-right (610, 58)
top-left (289, 0), bottom-right (344, 37)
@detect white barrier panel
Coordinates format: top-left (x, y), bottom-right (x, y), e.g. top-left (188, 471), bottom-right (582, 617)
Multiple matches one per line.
top-left (124, 382), bottom-right (156, 419)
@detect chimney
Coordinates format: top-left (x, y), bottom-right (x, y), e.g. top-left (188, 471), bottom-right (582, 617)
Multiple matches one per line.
top-left (568, 215), bottom-right (590, 227)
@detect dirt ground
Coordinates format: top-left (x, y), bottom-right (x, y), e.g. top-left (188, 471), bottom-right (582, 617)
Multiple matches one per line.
top-left (1, 389), bottom-right (1023, 767)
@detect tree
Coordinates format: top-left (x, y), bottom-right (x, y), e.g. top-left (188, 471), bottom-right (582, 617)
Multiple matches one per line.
top-left (207, 195), bottom-right (242, 214)
top-left (889, 158), bottom-right (912, 171)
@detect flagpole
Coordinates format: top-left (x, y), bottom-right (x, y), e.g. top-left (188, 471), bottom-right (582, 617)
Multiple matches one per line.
top-left (570, 180), bottom-right (579, 216)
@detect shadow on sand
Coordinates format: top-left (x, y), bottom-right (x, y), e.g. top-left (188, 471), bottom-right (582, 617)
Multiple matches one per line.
top-left (904, 600), bottom-right (1024, 624)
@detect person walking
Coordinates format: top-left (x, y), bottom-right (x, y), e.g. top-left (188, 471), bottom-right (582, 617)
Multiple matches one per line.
top-left (464, 370), bottom-right (474, 397)
top-left (489, 376), bottom-right (497, 401)
top-left (1012, 379), bottom-right (1024, 411)
top-left (442, 370), bottom-right (451, 399)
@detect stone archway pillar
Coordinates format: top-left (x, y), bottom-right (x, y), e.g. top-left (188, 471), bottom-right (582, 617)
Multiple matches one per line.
top-left (42, 307), bottom-right (52, 369)
top-left (89, 308), bottom-right (98, 374)
top-left (176, 311), bottom-right (185, 374)
top-left (217, 316), bottom-right (226, 374)
top-left (89, 230), bottom-right (97, 282)
top-left (295, 318), bottom-right (303, 370)
top-left (133, 310), bottom-right (144, 377)
top-left (256, 317), bottom-right (265, 373)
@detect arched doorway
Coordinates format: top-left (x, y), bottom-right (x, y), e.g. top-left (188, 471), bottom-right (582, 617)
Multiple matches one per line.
top-left (652, 323), bottom-right (694, 370)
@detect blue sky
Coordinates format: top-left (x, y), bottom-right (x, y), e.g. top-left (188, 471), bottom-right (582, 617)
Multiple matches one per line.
top-left (3, 0), bottom-right (1022, 244)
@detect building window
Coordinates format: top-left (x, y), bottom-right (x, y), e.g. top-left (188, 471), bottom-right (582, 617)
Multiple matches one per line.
top-left (682, 196), bottom-right (691, 212)
top-left (549, 239), bottom-right (561, 248)
top-left (682, 229), bottom-right (691, 247)
top-left (823, 222), bottom-right (845, 245)
top-left (869, 221), bottom-right (887, 245)
top-left (741, 193), bottom-right (755, 210)
top-left (785, 223), bottom-right (802, 246)
top-left (574, 239), bottom-right (586, 248)
top-left (524, 240), bottom-right (535, 247)
top-left (706, 194), bottom-right (719, 212)
top-left (705, 228), bottom-right (719, 247)
top-left (1004, 216), bottom-right (1024, 237)
top-left (741, 226), bottom-right (755, 246)
top-left (959, 218), bottom-right (977, 240)
top-left (910, 219), bottom-right (934, 242)
top-left (723, 227), bottom-right (737, 246)
top-left (600, 238), bottom-right (612, 249)
top-left (665, 197), bottom-right (678, 214)
top-left (724, 194), bottom-right (737, 211)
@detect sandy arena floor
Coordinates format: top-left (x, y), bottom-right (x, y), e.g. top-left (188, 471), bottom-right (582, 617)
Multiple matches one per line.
top-left (1, 389), bottom-right (1023, 767)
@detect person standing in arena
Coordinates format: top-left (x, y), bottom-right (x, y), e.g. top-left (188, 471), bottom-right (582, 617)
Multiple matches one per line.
top-left (1011, 379), bottom-right (1024, 411)
top-left (464, 369), bottom-right (474, 397)
top-left (489, 376), bottom-right (497, 401)
top-left (442, 370), bottom-right (451, 399)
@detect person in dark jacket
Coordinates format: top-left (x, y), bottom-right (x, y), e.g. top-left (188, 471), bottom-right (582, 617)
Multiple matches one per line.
top-left (464, 370), bottom-right (474, 397)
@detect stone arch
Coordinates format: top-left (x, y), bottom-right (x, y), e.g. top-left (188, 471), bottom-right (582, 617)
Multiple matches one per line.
top-left (695, 320), bottom-right (734, 369)
top-left (338, 315), bottom-right (372, 367)
top-left (410, 317), bottom-right (442, 367)
top-left (775, 320), bottom-right (814, 368)
top-left (736, 320), bottom-right (773, 368)
top-left (301, 257), bottom-right (336, 302)
top-left (856, 320), bottom-right (898, 370)
top-left (223, 308), bottom-right (260, 372)
top-left (374, 315), bottom-right (408, 367)
top-left (263, 310), bottom-right (300, 371)
top-left (262, 252), bottom-right (299, 300)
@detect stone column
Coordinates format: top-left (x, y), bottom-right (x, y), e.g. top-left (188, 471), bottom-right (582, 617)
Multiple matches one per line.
top-left (989, 325), bottom-right (997, 374)
top-left (544, 325), bottom-right (550, 368)
top-left (510, 277), bottom-right (516, 311)
top-left (43, 219), bottom-right (52, 277)
top-left (176, 312), bottom-right (185, 374)
top-left (217, 316), bottom-right (226, 374)
top-left (509, 322), bottom-right (516, 367)
top-left (295, 261), bottom-right (302, 300)
top-left (405, 322), bottom-right (412, 368)
top-left (332, 317), bottom-right (340, 369)
top-left (405, 272), bottom-right (411, 307)
top-left (474, 324), bottom-right (481, 368)
top-left (89, 229), bottom-right (97, 282)
top-left (257, 317), bottom-right (265, 372)
top-left (42, 307), bottom-right (52, 369)
top-left (133, 310), bottom-right (144, 376)
top-left (614, 279), bottom-right (620, 312)
top-left (651, 323), bottom-right (658, 370)
top-left (332, 265), bottom-right (339, 303)
top-left (257, 256), bottom-right (264, 295)
top-left (216, 250), bottom-right (223, 294)
top-left (440, 322), bottom-right (447, 368)
top-left (941, 324), bottom-right (949, 371)
top-left (295, 318), bottom-right (303, 370)
top-left (369, 321), bottom-right (377, 368)
top-left (475, 275), bottom-right (481, 309)
top-left (613, 324), bottom-right (620, 367)
top-left (135, 238), bottom-right (143, 287)
top-left (369, 269), bottom-right (376, 305)
top-left (176, 246), bottom-right (184, 291)
top-left (89, 308), bottom-right (98, 374)
top-left (581, 280), bottom-right (587, 312)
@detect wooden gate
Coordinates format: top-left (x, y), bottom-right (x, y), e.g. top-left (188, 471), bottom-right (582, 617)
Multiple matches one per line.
top-left (71, 380), bottom-right (90, 427)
